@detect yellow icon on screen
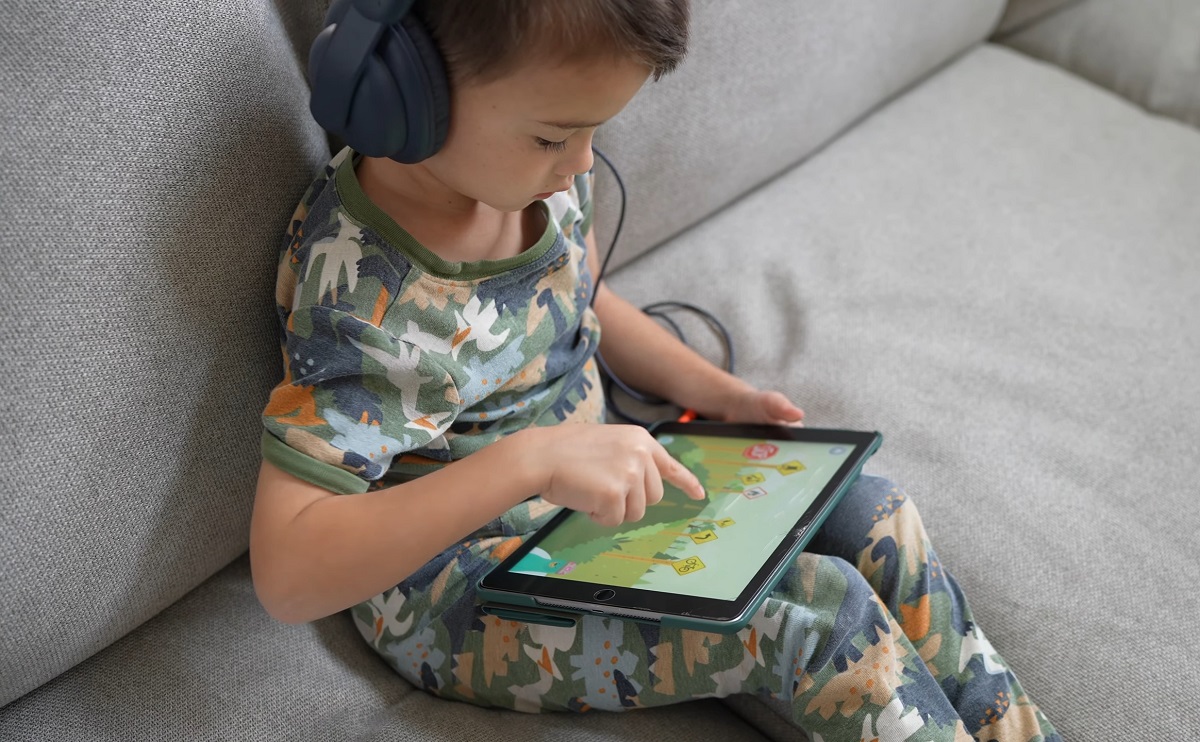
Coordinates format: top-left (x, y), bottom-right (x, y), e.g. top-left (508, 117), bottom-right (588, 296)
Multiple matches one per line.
top-left (777, 460), bottom-right (805, 475)
top-left (671, 556), bottom-right (707, 575)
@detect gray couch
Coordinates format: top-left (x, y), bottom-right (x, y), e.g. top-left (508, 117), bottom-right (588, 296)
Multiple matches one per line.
top-left (3, 0), bottom-right (1197, 739)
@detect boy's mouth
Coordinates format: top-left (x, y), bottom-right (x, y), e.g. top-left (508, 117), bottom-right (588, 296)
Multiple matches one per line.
top-left (534, 184), bottom-right (571, 201)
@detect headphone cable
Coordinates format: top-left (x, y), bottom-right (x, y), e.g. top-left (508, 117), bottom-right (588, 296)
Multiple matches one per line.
top-left (588, 147), bottom-right (734, 427)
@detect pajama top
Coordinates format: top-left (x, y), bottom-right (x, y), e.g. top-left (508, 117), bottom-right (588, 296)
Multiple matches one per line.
top-left (260, 147), bottom-right (604, 493)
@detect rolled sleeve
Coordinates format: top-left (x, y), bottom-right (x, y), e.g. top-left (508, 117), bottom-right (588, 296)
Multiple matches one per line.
top-left (261, 305), bottom-right (460, 493)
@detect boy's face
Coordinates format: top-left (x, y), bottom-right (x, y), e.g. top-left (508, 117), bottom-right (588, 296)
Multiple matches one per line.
top-left (423, 55), bottom-right (652, 213)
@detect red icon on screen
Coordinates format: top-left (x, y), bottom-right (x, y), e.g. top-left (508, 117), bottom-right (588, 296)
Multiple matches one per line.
top-left (743, 442), bottom-right (778, 460)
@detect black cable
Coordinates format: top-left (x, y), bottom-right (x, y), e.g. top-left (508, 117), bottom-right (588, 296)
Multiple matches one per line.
top-left (588, 146), bottom-right (623, 311)
top-left (643, 301), bottom-right (736, 375)
top-left (588, 147), bottom-right (735, 427)
top-left (646, 310), bottom-right (687, 346)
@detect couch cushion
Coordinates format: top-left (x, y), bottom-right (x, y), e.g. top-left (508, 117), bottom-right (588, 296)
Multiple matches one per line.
top-left (0, 557), bottom-right (770, 742)
top-left (999, 0), bottom-right (1200, 128)
top-left (0, 1), bottom-right (331, 704)
top-left (605, 43), bottom-right (1200, 740)
top-left (590, 0), bottom-right (1006, 272)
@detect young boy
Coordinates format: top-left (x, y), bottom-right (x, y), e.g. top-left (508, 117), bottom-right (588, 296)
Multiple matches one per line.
top-left (251, 1), bottom-right (1060, 739)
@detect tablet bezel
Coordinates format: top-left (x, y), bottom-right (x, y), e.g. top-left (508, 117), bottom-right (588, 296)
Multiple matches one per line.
top-left (478, 423), bottom-right (882, 625)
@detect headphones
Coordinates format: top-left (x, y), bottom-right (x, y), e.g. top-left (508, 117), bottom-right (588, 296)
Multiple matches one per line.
top-left (308, 0), bottom-right (451, 163)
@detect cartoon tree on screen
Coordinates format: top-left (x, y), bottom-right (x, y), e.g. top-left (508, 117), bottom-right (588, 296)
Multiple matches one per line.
top-left (553, 535), bottom-right (620, 568)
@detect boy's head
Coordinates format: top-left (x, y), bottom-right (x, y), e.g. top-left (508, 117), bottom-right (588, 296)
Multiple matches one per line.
top-left (412, 0), bottom-right (690, 87)
top-left (379, 0), bottom-right (691, 213)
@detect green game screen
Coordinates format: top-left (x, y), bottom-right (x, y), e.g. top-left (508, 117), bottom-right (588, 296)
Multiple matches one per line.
top-left (506, 434), bottom-right (855, 601)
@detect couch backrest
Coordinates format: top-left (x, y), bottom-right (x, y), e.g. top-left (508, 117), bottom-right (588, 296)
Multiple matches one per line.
top-left (999, 0), bottom-right (1200, 129)
top-left (0, 1), bottom-right (332, 705)
top-left (994, 0), bottom-right (1081, 35)
top-left (591, 0), bottom-right (1007, 272)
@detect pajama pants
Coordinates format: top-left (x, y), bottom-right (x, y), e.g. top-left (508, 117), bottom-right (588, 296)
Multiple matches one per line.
top-left (350, 475), bottom-right (1061, 742)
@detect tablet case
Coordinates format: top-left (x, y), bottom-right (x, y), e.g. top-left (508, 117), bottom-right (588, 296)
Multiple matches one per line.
top-left (476, 427), bottom-right (881, 633)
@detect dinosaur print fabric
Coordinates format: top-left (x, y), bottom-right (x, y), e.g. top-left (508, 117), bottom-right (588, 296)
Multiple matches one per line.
top-left (355, 476), bottom-right (1061, 741)
top-left (261, 147), bottom-right (603, 493)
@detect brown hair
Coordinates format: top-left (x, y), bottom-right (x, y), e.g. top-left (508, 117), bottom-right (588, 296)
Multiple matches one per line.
top-left (412, 0), bottom-right (690, 85)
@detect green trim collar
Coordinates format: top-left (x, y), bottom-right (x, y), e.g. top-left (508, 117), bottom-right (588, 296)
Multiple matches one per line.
top-left (335, 152), bottom-right (559, 280)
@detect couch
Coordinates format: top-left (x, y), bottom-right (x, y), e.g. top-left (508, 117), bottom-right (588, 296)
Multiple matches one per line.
top-left (3, 0), bottom-right (1198, 739)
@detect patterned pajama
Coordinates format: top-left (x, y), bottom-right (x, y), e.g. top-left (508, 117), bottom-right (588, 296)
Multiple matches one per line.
top-left (351, 475), bottom-right (1061, 742)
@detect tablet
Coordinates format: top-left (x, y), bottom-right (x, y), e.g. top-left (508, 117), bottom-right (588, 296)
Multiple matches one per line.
top-left (477, 422), bottom-right (882, 633)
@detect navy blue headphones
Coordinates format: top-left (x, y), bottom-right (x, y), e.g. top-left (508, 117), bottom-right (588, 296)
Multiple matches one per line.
top-left (308, 0), bottom-right (451, 163)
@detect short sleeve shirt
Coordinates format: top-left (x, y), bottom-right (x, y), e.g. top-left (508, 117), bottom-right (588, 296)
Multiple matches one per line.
top-left (261, 147), bottom-right (604, 494)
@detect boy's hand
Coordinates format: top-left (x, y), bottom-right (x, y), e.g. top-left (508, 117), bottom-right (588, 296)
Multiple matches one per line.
top-left (521, 425), bottom-right (706, 526)
top-left (720, 388), bottom-right (806, 427)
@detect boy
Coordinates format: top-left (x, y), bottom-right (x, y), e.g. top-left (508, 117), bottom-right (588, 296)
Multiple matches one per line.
top-left (251, 1), bottom-right (1060, 739)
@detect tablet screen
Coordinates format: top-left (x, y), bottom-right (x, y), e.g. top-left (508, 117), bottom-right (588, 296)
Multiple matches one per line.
top-left (504, 433), bottom-right (855, 601)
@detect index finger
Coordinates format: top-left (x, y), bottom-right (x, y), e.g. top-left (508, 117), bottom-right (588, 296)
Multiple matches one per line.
top-left (652, 443), bottom-right (706, 500)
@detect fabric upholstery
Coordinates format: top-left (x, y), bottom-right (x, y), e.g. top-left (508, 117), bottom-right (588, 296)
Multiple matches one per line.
top-left (589, 0), bottom-right (1006, 272)
top-left (4, 0), bottom-right (1199, 738)
top-left (0, 557), bottom-right (769, 742)
top-left (993, 0), bottom-right (1081, 34)
top-left (1000, 0), bottom-right (1200, 128)
top-left (0, 0), bottom-right (1005, 706)
top-left (603, 44), bottom-right (1200, 741)
top-left (0, 1), bottom-right (332, 704)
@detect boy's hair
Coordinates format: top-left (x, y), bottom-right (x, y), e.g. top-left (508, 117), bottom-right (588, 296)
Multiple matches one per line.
top-left (412, 0), bottom-right (690, 85)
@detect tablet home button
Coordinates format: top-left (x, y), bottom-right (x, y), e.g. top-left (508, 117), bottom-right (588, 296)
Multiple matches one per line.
top-left (593, 589), bottom-right (616, 601)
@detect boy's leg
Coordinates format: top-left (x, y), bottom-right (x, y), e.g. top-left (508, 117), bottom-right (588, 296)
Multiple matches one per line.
top-left (808, 475), bottom-right (1061, 742)
top-left (350, 498), bottom-right (973, 740)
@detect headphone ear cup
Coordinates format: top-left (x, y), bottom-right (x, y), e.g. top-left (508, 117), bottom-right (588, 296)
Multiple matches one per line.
top-left (307, 0), bottom-right (355, 134)
top-left (394, 14), bottom-right (450, 162)
top-left (306, 0), bottom-right (450, 162)
top-left (345, 52), bottom-right (413, 158)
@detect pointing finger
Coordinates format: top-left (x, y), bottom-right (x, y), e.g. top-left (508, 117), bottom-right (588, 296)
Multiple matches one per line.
top-left (652, 442), bottom-right (706, 500)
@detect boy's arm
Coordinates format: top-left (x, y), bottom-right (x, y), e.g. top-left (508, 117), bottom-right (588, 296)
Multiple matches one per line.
top-left (250, 423), bottom-right (703, 624)
top-left (251, 428), bottom-right (542, 625)
top-left (585, 229), bottom-right (804, 424)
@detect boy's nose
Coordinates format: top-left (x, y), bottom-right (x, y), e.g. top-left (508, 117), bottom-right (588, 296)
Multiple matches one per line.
top-left (575, 144), bottom-right (594, 175)
top-left (559, 135), bottom-right (594, 177)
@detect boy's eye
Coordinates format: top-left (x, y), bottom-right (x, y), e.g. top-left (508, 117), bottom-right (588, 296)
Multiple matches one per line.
top-left (535, 137), bottom-right (568, 153)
